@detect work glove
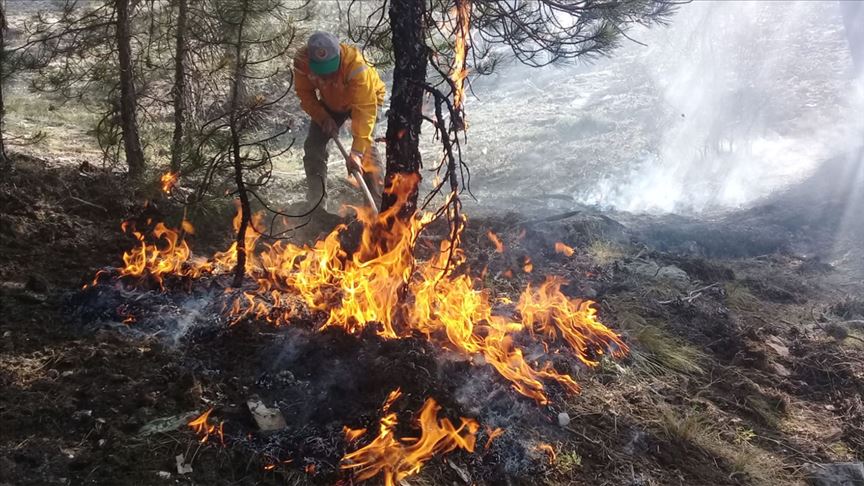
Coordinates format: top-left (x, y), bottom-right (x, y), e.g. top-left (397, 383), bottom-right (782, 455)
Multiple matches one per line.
top-left (346, 150), bottom-right (364, 175)
top-left (319, 117), bottom-right (339, 137)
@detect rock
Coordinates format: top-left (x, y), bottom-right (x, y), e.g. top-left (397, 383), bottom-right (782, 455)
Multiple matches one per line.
top-left (175, 454), bottom-right (193, 475)
top-left (624, 261), bottom-right (690, 286)
top-left (557, 412), bottom-right (571, 427)
top-left (247, 397), bottom-right (287, 431)
top-left (656, 265), bottom-right (690, 285)
top-left (806, 462), bottom-right (864, 486)
top-left (155, 471), bottom-right (172, 480)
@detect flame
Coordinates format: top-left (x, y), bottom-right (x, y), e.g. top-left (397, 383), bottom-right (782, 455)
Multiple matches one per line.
top-left (341, 393), bottom-right (478, 486)
top-left (536, 443), bottom-right (556, 464)
top-left (450, 0), bottom-right (471, 114)
top-left (522, 256), bottom-right (533, 273)
top-left (344, 426), bottom-right (368, 442)
top-left (161, 171), bottom-right (178, 194)
top-left (484, 427), bottom-right (504, 450)
top-left (486, 230), bottom-right (505, 253)
top-left (212, 204), bottom-right (263, 273)
top-left (188, 408), bottom-right (224, 445)
top-left (554, 242), bottom-right (575, 257)
top-left (106, 173), bottom-right (628, 405)
top-left (118, 221), bottom-right (210, 288)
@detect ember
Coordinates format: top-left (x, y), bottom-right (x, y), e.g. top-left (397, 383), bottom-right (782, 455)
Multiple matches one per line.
top-left (555, 242), bottom-right (575, 257)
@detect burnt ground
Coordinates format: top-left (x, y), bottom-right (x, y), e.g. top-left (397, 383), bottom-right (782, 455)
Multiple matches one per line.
top-left (2, 156), bottom-right (863, 486)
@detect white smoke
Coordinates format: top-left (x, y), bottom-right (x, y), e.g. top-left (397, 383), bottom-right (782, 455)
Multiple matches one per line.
top-left (461, 1), bottom-right (861, 215)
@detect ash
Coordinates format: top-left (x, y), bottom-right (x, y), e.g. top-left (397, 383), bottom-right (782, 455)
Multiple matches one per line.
top-left (68, 270), bottom-right (569, 483)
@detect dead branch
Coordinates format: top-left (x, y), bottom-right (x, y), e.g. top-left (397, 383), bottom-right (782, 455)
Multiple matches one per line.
top-left (658, 283), bottom-right (720, 305)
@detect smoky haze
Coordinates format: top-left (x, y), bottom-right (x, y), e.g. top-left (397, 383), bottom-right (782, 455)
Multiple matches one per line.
top-left (459, 1), bottom-right (863, 215)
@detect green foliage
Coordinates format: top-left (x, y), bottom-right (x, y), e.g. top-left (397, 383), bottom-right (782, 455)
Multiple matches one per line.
top-left (555, 450), bottom-right (583, 475)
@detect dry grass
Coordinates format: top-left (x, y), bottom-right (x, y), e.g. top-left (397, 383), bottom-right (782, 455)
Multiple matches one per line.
top-left (609, 298), bottom-right (705, 376)
top-left (587, 240), bottom-right (626, 265)
top-left (658, 406), bottom-right (711, 443)
top-left (653, 406), bottom-right (793, 485)
top-left (725, 281), bottom-right (760, 312)
top-left (631, 325), bottom-right (705, 376)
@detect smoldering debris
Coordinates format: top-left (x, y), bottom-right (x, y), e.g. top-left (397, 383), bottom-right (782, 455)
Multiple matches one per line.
top-left (67, 271), bottom-right (571, 484)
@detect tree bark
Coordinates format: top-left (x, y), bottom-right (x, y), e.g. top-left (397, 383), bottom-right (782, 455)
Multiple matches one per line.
top-left (0, 0), bottom-right (8, 168)
top-left (229, 0), bottom-right (251, 288)
top-left (115, 0), bottom-right (145, 178)
top-left (381, 0), bottom-right (428, 218)
top-left (170, 0), bottom-right (188, 172)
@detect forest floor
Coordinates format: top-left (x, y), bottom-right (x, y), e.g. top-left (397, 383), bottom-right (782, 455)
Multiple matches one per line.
top-left (2, 156), bottom-right (863, 486)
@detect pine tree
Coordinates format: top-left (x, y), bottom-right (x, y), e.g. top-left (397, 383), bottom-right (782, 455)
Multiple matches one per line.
top-left (183, 0), bottom-right (304, 286)
top-left (357, 0), bottom-right (682, 217)
top-left (18, 0), bottom-right (149, 177)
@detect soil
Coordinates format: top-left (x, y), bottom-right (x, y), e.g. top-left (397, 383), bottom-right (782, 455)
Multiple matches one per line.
top-left (2, 157), bottom-right (863, 486)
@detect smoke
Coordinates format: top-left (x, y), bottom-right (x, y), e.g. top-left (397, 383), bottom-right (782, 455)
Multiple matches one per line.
top-left (462, 1), bottom-right (862, 215)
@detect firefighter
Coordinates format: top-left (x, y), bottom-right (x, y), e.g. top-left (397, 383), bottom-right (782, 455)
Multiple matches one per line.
top-left (293, 31), bottom-right (386, 213)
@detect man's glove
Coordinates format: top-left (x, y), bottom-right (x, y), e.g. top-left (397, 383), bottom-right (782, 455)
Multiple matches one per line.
top-left (346, 150), bottom-right (364, 175)
top-left (319, 117), bottom-right (338, 137)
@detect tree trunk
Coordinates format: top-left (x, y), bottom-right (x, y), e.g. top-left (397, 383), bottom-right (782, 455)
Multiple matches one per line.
top-left (0, 0), bottom-right (8, 168)
top-left (115, 0), bottom-right (145, 178)
top-left (381, 0), bottom-right (428, 218)
top-left (229, 0), bottom-right (251, 288)
top-left (169, 0), bottom-right (187, 172)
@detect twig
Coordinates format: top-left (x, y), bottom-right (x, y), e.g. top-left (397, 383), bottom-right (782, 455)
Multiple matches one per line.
top-left (67, 195), bottom-right (108, 212)
top-left (657, 283), bottom-right (719, 305)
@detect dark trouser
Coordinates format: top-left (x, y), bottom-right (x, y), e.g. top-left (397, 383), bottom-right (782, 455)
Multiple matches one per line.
top-left (303, 110), bottom-right (384, 211)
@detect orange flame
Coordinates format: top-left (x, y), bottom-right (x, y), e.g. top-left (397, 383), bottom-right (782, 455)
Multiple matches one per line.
top-left (450, 0), bottom-right (471, 114)
top-left (341, 393), bottom-right (478, 486)
top-left (536, 443), bottom-right (556, 464)
top-left (554, 242), bottom-right (575, 257)
top-left (522, 256), bottom-right (533, 273)
top-left (188, 408), bottom-right (224, 445)
top-left (484, 427), bottom-right (504, 450)
top-left (344, 426), bottom-right (368, 443)
top-left (107, 173), bottom-right (628, 405)
top-left (118, 221), bottom-right (210, 288)
top-left (486, 230), bottom-right (505, 253)
top-left (161, 171), bottom-right (178, 194)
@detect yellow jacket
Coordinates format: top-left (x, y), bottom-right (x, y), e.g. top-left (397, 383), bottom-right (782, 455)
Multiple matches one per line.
top-left (293, 44), bottom-right (386, 154)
